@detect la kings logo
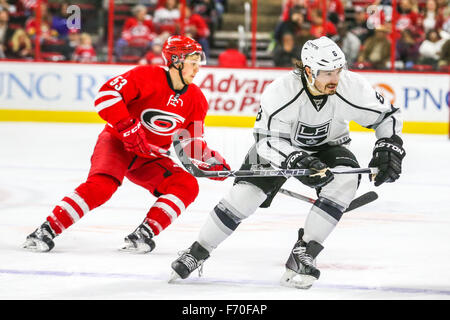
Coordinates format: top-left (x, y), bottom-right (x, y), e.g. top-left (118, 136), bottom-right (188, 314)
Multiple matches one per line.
top-left (295, 120), bottom-right (331, 145)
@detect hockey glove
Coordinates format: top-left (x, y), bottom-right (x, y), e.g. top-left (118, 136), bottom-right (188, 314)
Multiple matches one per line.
top-left (115, 118), bottom-right (163, 158)
top-left (283, 151), bottom-right (334, 188)
top-left (369, 135), bottom-right (405, 187)
top-left (201, 148), bottom-right (231, 181)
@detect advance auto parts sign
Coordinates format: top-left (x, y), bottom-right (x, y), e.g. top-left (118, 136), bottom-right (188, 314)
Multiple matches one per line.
top-left (194, 68), bottom-right (286, 117)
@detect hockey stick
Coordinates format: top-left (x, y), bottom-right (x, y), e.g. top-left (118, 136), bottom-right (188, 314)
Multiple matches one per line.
top-left (278, 188), bottom-right (379, 213)
top-left (172, 138), bottom-right (379, 178)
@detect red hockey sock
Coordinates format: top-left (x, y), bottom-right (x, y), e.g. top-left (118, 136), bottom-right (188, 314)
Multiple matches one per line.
top-left (145, 194), bottom-right (187, 236)
top-left (47, 174), bottom-right (119, 234)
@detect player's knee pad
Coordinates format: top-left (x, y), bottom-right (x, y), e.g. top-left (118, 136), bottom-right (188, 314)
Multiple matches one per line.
top-left (209, 182), bottom-right (268, 233)
top-left (318, 166), bottom-right (359, 210)
top-left (155, 170), bottom-right (199, 207)
top-left (75, 174), bottom-right (119, 210)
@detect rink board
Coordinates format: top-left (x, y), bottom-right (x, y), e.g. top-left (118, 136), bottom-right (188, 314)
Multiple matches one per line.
top-left (0, 61), bottom-right (448, 134)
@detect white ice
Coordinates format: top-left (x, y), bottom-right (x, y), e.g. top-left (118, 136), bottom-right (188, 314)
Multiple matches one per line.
top-left (0, 122), bottom-right (449, 300)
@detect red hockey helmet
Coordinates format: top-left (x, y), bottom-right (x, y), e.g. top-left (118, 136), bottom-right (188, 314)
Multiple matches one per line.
top-left (162, 35), bottom-right (206, 67)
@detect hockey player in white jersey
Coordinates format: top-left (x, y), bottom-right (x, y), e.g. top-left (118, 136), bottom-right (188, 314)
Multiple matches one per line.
top-left (170, 36), bottom-right (406, 289)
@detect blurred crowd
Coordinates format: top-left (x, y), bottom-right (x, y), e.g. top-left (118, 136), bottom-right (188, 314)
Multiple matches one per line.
top-left (0, 0), bottom-right (225, 64)
top-left (271, 0), bottom-right (450, 71)
top-left (0, 0), bottom-right (449, 71)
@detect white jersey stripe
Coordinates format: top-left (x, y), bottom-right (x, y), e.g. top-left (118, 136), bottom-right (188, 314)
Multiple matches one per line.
top-left (95, 97), bottom-right (123, 112)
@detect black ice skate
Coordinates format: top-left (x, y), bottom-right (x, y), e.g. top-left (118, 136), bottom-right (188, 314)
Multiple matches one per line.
top-left (120, 220), bottom-right (156, 253)
top-left (169, 241), bottom-right (210, 282)
top-left (280, 228), bottom-right (324, 289)
top-left (22, 221), bottom-right (57, 252)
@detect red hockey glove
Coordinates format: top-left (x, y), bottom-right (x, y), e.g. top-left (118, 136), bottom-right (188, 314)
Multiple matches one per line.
top-left (202, 148), bottom-right (231, 181)
top-left (115, 118), bottom-right (164, 158)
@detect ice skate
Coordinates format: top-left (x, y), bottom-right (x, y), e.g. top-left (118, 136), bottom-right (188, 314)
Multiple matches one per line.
top-left (169, 241), bottom-right (210, 282)
top-left (280, 228), bottom-right (324, 289)
top-left (22, 221), bottom-right (57, 252)
top-left (120, 220), bottom-right (156, 253)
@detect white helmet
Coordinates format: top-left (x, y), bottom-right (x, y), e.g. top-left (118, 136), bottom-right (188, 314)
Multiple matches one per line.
top-left (301, 36), bottom-right (346, 80)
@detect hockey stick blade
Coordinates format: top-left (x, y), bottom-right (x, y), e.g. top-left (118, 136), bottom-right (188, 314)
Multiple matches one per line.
top-left (279, 188), bottom-right (378, 213)
top-left (345, 191), bottom-right (378, 212)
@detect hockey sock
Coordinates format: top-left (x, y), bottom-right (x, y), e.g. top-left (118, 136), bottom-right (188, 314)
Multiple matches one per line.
top-left (302, 197), bottom-right (344, 244)
top-left (47, 174), bottom-right (119, 234)
top-left (198, 183), bottom-right (267, 252)
top-left (145, 194), bottom-right (187, 236)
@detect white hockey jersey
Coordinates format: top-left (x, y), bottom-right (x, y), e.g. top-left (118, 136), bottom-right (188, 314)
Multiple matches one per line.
top-left (254, 70), bottom-right (403, 168)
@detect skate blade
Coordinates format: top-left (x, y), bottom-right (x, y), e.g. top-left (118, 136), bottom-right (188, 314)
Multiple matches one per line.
top-left (280, 269), bottom-right (316, 289)
top-left (168, 271), bottom-right (181, 283)
top-left (118, 243), bottom-right (152, 254)
top-left (22, 239), bottom-right (50, 252)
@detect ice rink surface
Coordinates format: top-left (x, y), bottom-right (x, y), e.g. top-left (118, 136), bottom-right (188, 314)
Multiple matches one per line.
top-left (0, 122), bottom-right (449, 300)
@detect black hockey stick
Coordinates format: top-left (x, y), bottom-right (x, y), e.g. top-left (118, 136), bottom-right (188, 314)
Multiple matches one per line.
top-left (278, 188), bottom-right (378, 213)
top-left (172, 138), bottom-right (379, 178)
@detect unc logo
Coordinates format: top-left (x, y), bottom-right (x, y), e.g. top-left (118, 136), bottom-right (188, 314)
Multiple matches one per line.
top-left (141, 109), bottom-right (185, 136)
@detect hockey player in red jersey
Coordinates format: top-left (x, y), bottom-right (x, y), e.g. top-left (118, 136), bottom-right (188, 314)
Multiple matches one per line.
top-left (22, 35), bottom-right (230, 253)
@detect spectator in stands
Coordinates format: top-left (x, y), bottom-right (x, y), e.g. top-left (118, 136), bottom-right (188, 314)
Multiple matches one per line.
top-left (396, 0), bottom-right (422, 39)
top-left (435, 0), bottom-right (449, 16)
top-left (51, 1), bottom-right (73, 39)
top-left (318, 0), bottom-right (345, 25)
top-left (349, 6), bottom-right (374, 44)
top-left (139, 36), bottom-right (165, 65)
top-left (25, 1), bottom-right (58, 41)
top-left (218, 39), bottom-right (247, 67)
top-left (418, 28), bottom-right (448, 67)
top-left (419, 0), bottom-right (444, 34)
top-left (309, 8), bottom-right (337, 38)
top-left (73, 32), bottom-right (96, 63)
top-left (396, 29), bottom-right (421, 69)
top-left (8, 28), bottom-right (32, 59)
top-left (358, 24), bottom-right (391, 69)
top-left (179, 4), bottom-right (210, 59)
top-left (280, 0), bottom-right (307, 22)
top-left (153, 0), bottom-right (180, 34)
top-left (440, 5), bottom-right (450, 35)
top-left (0, 0), bottom-right (16, 14)
top-left (272, 32), bottom-right (301, 67)
top-left (332, 22), bottom-right (361, 66)
top-left (115, 4), bottom-right (155, 61)
top-left (274, 5), bottom-right (305, 46)
top-left (296, 22), bottom-right (314, 50)
top-left (0, 9), bottom-right (14, 58)
top-left (438, 37), bottom-right (450, 67)
top-left (190, 0), bottom-right (218, 33)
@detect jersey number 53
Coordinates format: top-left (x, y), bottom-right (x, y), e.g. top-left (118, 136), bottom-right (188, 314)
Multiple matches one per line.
top-left (110, 76), bottom-right (128, 91)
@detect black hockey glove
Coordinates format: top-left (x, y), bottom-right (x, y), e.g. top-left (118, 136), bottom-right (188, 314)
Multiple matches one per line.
top-left (369, 135), bottom-right (406, 187)
top-left (283, 151), bottom-right (334, 188)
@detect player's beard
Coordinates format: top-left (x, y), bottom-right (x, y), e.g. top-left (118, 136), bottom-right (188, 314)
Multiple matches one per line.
top-left (322, 83), bottom-right (338, 95)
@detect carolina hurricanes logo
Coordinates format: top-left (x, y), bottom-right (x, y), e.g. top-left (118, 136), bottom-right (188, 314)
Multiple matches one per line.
top-left (141, 109), bottom-right (185, 136)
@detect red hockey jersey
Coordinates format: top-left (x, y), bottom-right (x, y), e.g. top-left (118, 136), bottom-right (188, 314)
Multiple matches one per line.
top-left (94, 65), bottom-right (208, 152)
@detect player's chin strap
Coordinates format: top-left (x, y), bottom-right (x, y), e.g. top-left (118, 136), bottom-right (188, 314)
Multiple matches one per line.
top-left (171, 136), bottom-right (379, 179)
top-left (174, 63), bottom-right (188, 86)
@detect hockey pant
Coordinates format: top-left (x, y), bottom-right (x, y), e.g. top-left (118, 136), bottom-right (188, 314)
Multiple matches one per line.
top-left (47, 130), bottom-right (199, 236)
top-left (197, 145), bottom-right (360, 252)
